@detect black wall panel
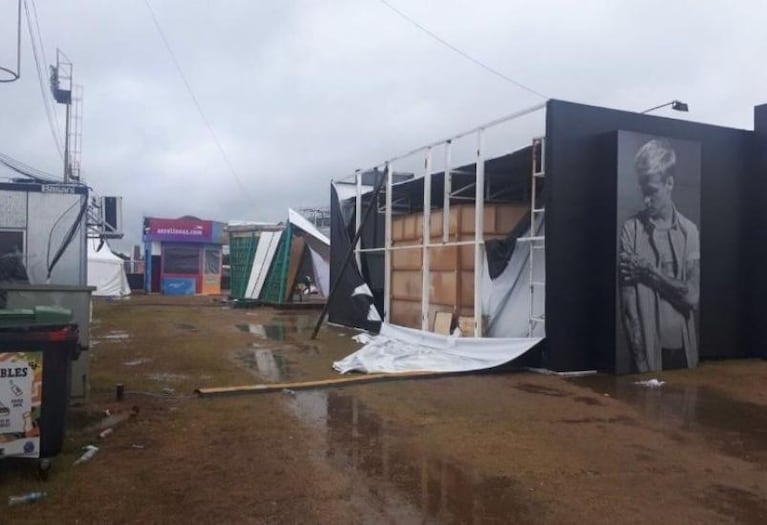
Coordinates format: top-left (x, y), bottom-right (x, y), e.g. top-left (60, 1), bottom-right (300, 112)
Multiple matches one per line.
top-left (748, 105), bottom-right (767, 359)
top-left (545, 100), bottom-right (753, 371)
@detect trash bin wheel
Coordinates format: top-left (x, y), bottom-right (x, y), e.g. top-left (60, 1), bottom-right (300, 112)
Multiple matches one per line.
top-left (37, 458), bottom-right (52, 480)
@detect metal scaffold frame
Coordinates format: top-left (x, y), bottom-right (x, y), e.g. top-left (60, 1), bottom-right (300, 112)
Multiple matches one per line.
top-left (347, 102), bottom-right (547, 337)
top-left (517, 136), bottom-right (547, 337)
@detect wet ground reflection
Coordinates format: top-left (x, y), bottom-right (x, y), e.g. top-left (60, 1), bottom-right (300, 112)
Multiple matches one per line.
top-left (236, 315), bottom-right (317, 341)
top-left (236, 324), bottom-right (288, 340)
top-left (569, 375), bottom-right (767, 460)
top-left (235, 349), bottom-right (289, 382)
top-left (289, 391), bottom-right (537, 524)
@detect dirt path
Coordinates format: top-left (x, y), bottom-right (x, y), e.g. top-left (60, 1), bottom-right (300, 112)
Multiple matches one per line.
top-left (2, 295), bottom-right (766, 524)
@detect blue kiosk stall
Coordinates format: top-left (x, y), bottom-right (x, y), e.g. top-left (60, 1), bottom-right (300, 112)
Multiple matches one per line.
top-left (142, 216), bottom-right (225, 295)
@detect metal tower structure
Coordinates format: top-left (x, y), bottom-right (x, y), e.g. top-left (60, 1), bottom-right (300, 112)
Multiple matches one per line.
top-left (50, 48), bottom-right (75, 182)
top-left (68, 84), bottom-right (83, 181)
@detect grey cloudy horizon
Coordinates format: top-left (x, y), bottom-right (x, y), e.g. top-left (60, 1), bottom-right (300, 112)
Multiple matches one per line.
top-left (1, 0), bottom-right (764, 250)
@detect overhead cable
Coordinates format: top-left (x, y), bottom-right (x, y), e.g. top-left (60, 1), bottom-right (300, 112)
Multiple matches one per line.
top-left (0, 151), bottom-right (59, 182)
top-left (377, 0), bottom-right (548, 100)
top-left (142, 0), bottom-right (253, 201)
top-left (22, 0), bottom-right (64, 159)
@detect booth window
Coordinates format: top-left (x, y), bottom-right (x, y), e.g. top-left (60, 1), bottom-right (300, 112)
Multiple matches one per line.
top-left (0, 230), bottom-right (28, 283)
top-left (163, 245), bottom-right (200, 274)
top-left (0, 230), bottom-right (24, 258)
top-left (204, 248), bottom-right (220, 274)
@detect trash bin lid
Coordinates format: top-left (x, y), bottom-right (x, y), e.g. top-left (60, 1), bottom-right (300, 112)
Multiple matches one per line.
top-left (0, 306), bottom-right (73, 327)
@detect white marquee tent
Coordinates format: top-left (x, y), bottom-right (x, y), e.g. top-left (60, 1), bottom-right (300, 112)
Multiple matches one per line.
top-left (88, 239), bottom-right (131, 297)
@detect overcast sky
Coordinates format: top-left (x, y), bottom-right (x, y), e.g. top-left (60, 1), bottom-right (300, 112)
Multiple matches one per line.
top-left (1, 0), bottom-right (764, 250)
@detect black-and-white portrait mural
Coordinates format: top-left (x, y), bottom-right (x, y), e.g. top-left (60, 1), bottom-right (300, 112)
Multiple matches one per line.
top-left (616, 132), bottom-right (701, 373)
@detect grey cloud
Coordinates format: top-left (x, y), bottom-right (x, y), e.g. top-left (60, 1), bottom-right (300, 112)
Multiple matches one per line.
top-left (1, 0), bottom-right (764, 251)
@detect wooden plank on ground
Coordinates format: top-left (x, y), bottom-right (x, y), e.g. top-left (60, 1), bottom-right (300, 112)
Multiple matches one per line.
top-left (195, 370), bottom-right (457, 397)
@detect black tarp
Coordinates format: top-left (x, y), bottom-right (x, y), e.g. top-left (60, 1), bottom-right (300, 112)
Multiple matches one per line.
top-left (328, 184), bottom-right (382, 332)
top-left (484, 214), bottom-right (532, 279)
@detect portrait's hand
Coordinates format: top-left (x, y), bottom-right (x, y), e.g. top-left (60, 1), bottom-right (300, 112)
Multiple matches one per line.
top-left (619, 253), bottom-right (653, 284)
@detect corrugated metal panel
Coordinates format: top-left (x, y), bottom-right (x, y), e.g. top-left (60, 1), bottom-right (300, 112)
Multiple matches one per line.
top-left (244, 230), bottom-right (283, 299)
top-left (260, 224), bottom-right (292, 304)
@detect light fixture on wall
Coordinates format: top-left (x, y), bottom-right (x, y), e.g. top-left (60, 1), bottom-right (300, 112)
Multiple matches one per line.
top-left (642, 100), bottom-right (689, 114)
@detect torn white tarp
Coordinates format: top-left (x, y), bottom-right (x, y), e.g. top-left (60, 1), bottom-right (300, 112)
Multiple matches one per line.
top-left (333, 323), bottom-right (542, 374)
top-left (634, 378), bottom-right (665, 388)
top-left (481, 222), bottom-right (545, 338)
top-left (352, 284), bottom-right (382, 321)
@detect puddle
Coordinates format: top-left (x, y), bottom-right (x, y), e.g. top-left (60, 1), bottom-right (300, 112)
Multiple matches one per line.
top-left (569, 375), bottom-right (767, 460)
top-left (96, 330), bottom-right (131, 343)
top-left (275, 342), bottom-right (321, 355)
top-left (123, 358), bottom-right (152, 367)
top-left (571, 395), bottom-right (605, 407)
top-left (235, 349), bottom-right (290, 382)
top-left (289, 391), bottom-right (540, 523)
top-left (175, 323), bottom-right (199, 332)
top-left (236, 315), bottom-right (318, 340)
top-left (514, 383), bottom-right (567, 397)
top-left (147, 372), bottom-right (190, 383)
top-left (236, 324), bottom-right (290, 341)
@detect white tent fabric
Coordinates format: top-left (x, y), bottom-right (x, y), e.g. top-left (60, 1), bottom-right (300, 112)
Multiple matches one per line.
top-left (288, 208), bottom-right (329, 245)
top-left (481, 222), bottom-right (546, 338)
top-left (288, 208), bottom-right (330, 298)
top-left (87, 239), bottom-right (131, 297)
top-left (332, 181), bottom-right (374, 202)
top-left (333, 323), bottom-right (541, 374)
top-left (244, 230), bottom-right (282, 299)
top-left (307, 245), bottom-right (330, 296)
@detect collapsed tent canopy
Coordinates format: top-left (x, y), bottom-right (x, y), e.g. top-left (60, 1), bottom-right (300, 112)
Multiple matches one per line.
top-left (230, 209), bottom-right (330, 304)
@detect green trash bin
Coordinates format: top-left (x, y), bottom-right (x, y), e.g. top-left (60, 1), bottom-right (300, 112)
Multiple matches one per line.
top-left (0, 306), bottom-right (78, 473)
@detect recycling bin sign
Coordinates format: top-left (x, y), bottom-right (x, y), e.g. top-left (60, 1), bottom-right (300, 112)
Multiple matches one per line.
top-left (0, 352), bottom-right (42, 458)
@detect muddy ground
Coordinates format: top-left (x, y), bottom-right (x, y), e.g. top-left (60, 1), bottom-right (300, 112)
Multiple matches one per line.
top-left (1, 295), bottom-right (766, 524)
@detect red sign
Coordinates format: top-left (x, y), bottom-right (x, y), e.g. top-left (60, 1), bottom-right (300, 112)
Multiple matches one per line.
top-left (144, 218), bottom-right (213, 242)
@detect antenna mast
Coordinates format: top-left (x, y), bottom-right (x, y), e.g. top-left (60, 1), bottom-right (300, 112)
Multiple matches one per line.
top-left (50, 49), bottom-right (80, 182)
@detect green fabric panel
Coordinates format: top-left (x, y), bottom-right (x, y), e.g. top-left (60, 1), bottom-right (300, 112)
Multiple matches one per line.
top-left (261, 224), bottom-right (292, 304)
top-left (229, 234), bottom-right (257, 299)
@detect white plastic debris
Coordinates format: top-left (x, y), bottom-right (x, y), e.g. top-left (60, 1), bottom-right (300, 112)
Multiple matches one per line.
top-left (634, 378), bottom-right (665, 388)
top-left (74, 445), bottom-right (99, 465)
top-left (8, 491), bottom-right (47, 506)
top-left (351, 333), bottom-right (372, 344)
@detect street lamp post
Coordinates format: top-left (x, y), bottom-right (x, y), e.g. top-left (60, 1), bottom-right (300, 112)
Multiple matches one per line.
top-left (642, 100), bottom-right (689, 114)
